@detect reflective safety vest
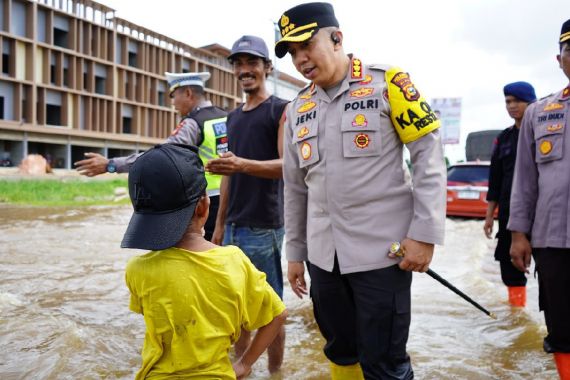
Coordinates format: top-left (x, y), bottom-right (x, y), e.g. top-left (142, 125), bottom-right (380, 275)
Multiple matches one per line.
top-left (183, 106), bottom-right (228, 195)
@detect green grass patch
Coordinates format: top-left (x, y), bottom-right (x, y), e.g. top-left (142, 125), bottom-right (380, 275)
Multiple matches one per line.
top-left (0, 178), bottom-right (130, 206)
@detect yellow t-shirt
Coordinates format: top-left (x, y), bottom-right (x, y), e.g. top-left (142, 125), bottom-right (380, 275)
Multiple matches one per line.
top-left (125, 245), bottom-right (286, 380)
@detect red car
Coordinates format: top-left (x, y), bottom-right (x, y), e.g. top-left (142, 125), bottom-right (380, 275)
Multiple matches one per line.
top-left (446, 161), bottom-right (496, 218)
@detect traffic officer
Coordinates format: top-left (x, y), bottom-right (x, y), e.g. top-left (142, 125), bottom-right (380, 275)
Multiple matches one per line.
top-left (275, 2), bottom-right (446, 379)
top-left (75, 72), bottom-right (227, 241)
top-left (484, 81), bottom-right (536, 307)
top-left (509, 18), bottom-right (570, 380)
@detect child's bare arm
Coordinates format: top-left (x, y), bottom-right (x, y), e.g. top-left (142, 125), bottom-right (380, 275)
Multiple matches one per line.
top-left (233, 309), bottom-right (288, 379)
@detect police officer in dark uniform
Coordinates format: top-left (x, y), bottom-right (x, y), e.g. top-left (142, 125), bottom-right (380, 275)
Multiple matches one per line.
top-left (484, 81), bottom-right (536, 307)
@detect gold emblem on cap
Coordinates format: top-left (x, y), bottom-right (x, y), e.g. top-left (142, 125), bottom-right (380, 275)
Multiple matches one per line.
top-left (280, 14), bottom-right (290, 28)
top-left (540, 140), bottom-right (553, 155)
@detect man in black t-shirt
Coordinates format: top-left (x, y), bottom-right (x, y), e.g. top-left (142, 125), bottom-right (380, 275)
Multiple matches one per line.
top-left (205, 35), bottom-right (289, 375)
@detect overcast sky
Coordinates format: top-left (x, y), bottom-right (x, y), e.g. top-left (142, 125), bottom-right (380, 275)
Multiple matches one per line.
top-left (97, 0), bottom-right (569, 162)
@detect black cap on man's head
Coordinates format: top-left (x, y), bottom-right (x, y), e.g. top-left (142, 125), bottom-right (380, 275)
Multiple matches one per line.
top-left (228, 35), bottom-right (270, 62)
top-left (275, 2), bottom-right (339, 59)
top-left (560, 19), bottom-right (570, 45)
top-left (121, 144), bottom-right (207, 251)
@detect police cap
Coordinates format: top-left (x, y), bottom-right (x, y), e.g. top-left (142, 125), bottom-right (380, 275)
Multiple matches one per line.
top-left (561, 19), bottom-right (570, 44)
top-left (165, 72), bottom-right (210, 96)
top-left (274, 2), bottom-right (339, 58)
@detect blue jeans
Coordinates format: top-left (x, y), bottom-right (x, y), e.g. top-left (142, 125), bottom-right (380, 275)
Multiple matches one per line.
top-left (223, 224), bottom-right (284, 298)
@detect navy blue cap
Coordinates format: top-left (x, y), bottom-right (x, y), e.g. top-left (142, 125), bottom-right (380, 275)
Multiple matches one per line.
top-left (275, 2), bottom-right (339, 58)
top-left (503, 81), bottom-right (537, 103)
top-left (228, 35), bottom-right (269, 61)
top-left (121, 144), bottom-right (207, 251)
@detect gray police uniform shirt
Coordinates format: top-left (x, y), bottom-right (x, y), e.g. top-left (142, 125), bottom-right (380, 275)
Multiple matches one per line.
top-left (508, 88), bottom-right (570, 248)
top-left (113, 100), bottom-right (212, 172)
top-left (283, 60), bottom-right (446, 274)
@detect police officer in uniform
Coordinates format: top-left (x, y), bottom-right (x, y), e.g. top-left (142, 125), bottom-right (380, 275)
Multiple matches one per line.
top-left (75, 72), bottom-right (227, 241)
top-left (275, 3), bottom-right (446, 379)
top-left (509, 19), bottom-right (570, 380)
top-left (484, 81), bottom-right (536, 307)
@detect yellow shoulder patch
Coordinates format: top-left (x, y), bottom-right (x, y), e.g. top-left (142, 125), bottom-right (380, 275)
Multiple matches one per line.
top-left (385, 67), bottom-right (440, 143)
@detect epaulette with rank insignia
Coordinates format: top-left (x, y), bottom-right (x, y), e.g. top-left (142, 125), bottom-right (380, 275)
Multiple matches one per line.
top-left (368, 64), bottom-right (393, 73)
top-left (297, 82), bottom-right (315, 100)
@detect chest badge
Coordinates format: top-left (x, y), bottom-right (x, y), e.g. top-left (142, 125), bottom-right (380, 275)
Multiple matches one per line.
top-left (546, 124), bottom-right (563, 132)
top-left (354, 133), bottom-right (370, 149)
top-left (297, 126), bottom-right (310, 139)
top-left (301, 142), bottom-right (312, 160)
top-left (543, 103), bottom-right (564, 111)
top-left (540, 140), bottom-right (553, 155)
top-left (350, 87), bottom-right (374, 98)
top-left (352, 114), bottom-right (368, 127)
top-left (297, 101), bottom-right (316, 113)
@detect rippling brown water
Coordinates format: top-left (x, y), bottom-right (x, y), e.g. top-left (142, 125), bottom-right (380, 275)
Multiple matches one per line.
top-left (0, 206), bottom-right (557, 379)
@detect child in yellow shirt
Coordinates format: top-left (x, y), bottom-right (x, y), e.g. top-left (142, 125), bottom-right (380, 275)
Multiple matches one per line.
top-left (121, 143), bottom-right (287, 379)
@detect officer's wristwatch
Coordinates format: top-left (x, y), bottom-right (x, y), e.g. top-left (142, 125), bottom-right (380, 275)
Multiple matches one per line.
top-left (106, 159), bottom-right (117, 173)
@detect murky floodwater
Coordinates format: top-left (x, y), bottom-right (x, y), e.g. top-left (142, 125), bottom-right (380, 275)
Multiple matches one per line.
top-left (0, 206), bottom-right (557, 379)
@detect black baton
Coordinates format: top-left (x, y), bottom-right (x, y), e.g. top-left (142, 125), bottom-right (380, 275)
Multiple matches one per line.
top-left (389, 242), bottom-right (497, 319)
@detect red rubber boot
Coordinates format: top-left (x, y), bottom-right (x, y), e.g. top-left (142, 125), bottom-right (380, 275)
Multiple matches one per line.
top-left (508, 286), bottom-right (526, 307)
top-left (554, 353), bottom-right (570, 380)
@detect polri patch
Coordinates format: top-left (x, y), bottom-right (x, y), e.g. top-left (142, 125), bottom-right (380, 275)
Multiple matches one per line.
top-left (390, 72), bottom-right (420, 101)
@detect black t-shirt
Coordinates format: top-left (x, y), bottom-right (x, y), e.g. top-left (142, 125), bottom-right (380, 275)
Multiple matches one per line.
top-left (226, 95), bottom-right (289, 228)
